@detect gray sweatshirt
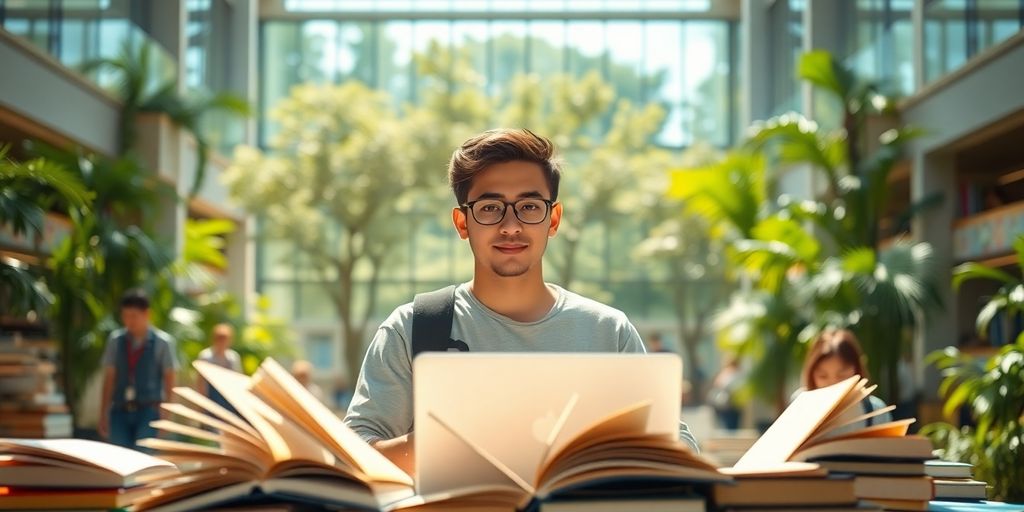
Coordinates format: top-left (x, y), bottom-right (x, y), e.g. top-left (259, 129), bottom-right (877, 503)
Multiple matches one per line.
top-left (343, 283), bottom-right (700, 452)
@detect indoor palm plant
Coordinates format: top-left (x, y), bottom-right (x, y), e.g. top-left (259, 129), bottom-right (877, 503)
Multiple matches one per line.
top-left (922, 235), bottom-right (1024, 502)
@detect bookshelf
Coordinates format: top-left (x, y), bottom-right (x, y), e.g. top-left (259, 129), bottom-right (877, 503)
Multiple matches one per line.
top-left (951, 125), bottom-right (1024, 351)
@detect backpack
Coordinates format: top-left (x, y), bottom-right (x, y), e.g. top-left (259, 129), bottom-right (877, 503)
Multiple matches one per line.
top-left (411, 285), bottom-right (458, 357)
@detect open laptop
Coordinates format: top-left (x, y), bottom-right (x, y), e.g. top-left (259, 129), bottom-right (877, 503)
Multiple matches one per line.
top-left (413, 352), bottom-right (682, 495)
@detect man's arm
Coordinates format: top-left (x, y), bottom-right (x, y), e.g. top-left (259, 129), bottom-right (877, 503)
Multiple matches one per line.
top-left (97, 334), bottom-right (118, 439)
top-left (343, 313), bottom-right (416, 470)
top-left (164, 368), bottom-right (175, 405)
top-left (98, 367), bottom-right (114, 439)
top-left (372, 432), bottom-right (415, 476)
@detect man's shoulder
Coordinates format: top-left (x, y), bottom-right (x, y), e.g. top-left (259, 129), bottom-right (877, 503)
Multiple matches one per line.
top-left (149, 327), bottom-right (176, 346)
top-left (552, 284), bottom-right (631, 322)
top-left (196, 347), bottom-right (214, 359)
top-left (107, 327), bottom-right (127, 342)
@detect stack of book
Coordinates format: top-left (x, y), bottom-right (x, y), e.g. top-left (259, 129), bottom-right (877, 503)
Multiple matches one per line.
top-left (925, 460), bottom-right (988, 501)
top-left (0, 438), bottom-right (177, 510)
top-left (724, 376), bottom-right (937, 511)
top-left (0, 339), bottom-right (71, 438)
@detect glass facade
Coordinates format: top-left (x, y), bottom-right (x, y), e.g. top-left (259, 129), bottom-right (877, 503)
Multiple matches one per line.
top-left (844, 0), bottom-right (915, 95)
top-left (924, 0), bottom-right (1024, 84)
top-left (0, 0), bottom-right (176, 91)
top-left (259, 16), bottom-right (736, 148)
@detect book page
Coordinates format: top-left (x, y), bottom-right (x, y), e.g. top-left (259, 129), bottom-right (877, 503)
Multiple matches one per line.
top-left (0, 438), bottom-right (176, 477)
top-left (251, 358), bottom-right (413, 486)
top-left (811, 381), bottom-right (874, 437)
top-left (719, 461), bottom-right (825, 478)
top-left (808, 418), bottom-right (914, 444)
top-left (733, 375), bottom-right (860, 468)
top-left (804, 404), bottom-right (897, 445)
top-left (172, 387), bottom-right (260, 440)
top-left (194, 361), bottom-right (336, 469)
top-left (537, 400), bottom-right (654, 479)
top-left (159, 402), bottom-right (265, 454)
top-left (426, 409), bottom-right (535, 494)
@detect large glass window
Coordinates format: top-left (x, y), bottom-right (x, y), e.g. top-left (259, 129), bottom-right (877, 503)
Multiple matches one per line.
top-left (255, 8), bottom-right (738, 324)
top-left (844, 0), bottom-right (915, 95)
top-left (924, 0), bottom-right (1024, 84)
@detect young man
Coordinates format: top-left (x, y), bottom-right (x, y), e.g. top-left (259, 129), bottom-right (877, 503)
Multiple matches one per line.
top-left (98, 288), bottom-right (178, 450)
top-left (344, 129), bottom-right (698, 474)
top-left (196, 323), bottom-right (242, 411)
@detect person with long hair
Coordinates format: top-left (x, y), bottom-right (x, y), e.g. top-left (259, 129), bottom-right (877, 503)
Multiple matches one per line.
top-left (798, 329), bottom-right (892, 429)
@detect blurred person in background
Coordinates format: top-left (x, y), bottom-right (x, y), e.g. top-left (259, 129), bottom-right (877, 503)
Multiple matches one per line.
top-left (197, 323), bottom-right (242, 412)
top-left (99, 288), bottom-right (178, 451)
top-left (797, 329), bottom-right (892, 430)
top-left (292, 359), bottom-right (325, 403)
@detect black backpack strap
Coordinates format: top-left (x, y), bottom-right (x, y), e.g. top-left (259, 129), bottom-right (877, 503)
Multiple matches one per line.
top-left (411, 285), bottom-right (457, 358)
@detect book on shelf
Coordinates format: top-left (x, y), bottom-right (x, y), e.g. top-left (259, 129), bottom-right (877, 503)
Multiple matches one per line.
top-left (0, 438), bottom-right (178, 510)
top-left (0, 342), bottom-right (70, 438)
top-left (732, 376), bottom-right (933, 468)
top-left (140, 357), bottom-right (727, 512)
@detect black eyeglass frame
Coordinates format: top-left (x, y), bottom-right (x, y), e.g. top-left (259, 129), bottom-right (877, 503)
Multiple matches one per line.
top-left (460, 198), bottom-right (556, 225)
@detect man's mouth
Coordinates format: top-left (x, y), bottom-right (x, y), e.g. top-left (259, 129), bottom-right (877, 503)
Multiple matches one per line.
top-left (494, 243), bottom-right (528, 254)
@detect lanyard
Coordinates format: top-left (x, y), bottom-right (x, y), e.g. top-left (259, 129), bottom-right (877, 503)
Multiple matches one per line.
top-left (126, 335), bottom-right (148, 385)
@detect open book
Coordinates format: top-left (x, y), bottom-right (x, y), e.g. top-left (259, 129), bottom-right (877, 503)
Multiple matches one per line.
top-left (733, 375), bottom-right (933, 469)
top-left (391, 397), bottom-right (730, 511)
top-left (0, 438), bottom-right (178, 509)
top-left (134, 358), bottom-right (415, 511)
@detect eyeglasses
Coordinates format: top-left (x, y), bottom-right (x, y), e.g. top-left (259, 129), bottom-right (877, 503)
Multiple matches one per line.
top-left (461, 198), bottom-right (555, 225)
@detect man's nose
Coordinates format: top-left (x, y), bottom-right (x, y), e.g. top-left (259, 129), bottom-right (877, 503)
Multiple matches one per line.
top-left (498, 206), bottom-right (523, 234)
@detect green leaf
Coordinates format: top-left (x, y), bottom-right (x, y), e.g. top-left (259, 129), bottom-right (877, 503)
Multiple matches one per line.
top-left (798, 50), bottom-right (853, 100)
top-left (841, 247), bottom-right (876, 274)
top-left (976, 296), bottom-right (1008, 338)
top-left (952, 262), bottom-right (1018, 290)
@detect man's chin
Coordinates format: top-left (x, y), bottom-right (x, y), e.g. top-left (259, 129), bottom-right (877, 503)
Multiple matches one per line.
top-left (491, 264), bottom-right (530, 278)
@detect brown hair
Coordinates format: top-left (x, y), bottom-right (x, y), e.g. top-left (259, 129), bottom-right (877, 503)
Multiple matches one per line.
top-left (448, 129), bottom-right (562, 206)
top-left (801, 329), bottom-right (869, 390)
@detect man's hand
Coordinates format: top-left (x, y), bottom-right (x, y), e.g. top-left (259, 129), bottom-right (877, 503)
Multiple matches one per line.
top-left (372, 432), bottom-right (415, 477)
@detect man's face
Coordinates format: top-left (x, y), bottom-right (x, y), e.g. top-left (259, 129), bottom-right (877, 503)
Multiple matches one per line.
top-left (120, 307), bottom-right (150, 334)
top-left (453, 160), bottom-right (562, 279)
top-left (212, 325), bottom-right (233, 350)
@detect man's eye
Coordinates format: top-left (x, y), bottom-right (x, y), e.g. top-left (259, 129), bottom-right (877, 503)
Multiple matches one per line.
top-left (519, 202), bottom-right (540, 211)
top-left (479, 203), bottom-right (502, 212)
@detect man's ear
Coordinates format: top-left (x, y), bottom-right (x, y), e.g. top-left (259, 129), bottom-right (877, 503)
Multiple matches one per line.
top-left (548, 202), bottom-right (562, 238)
top-left (453, 207), bottom-right (469, 239)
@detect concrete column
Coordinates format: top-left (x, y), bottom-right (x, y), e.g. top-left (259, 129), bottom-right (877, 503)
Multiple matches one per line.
top-left (139, 0), bottom-right (186, 72)
top-left (226, 217), bottom-right (256, 314)
top-left (740, 0), bottom-right (772, 129)
top-left (229, 0), bottom-right (260, 145)
top-left (225, 0), bottom-right (259, 315)
top-left (910, 149), bottom-right (957, 400)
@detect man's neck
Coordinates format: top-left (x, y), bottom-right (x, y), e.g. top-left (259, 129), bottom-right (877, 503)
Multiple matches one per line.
top-left (127, 327), bottom-right (149, 343)
top-left (470, 274), bottom-right (556, 322)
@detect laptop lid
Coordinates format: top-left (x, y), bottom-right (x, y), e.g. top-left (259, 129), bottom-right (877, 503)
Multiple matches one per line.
top-left (413, 352), bottom-right (682, 494)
